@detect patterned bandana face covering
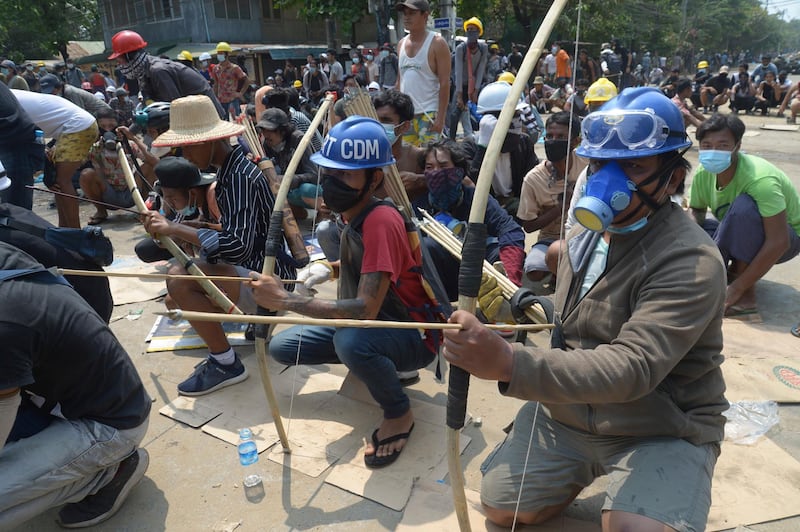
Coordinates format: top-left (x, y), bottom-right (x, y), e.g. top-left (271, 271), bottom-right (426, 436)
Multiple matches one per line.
top-left (118, 50), bottom-right (149, 81)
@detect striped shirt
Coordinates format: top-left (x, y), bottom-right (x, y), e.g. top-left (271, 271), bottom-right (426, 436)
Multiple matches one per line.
top-left (197, 146), bottom-right (295, 282)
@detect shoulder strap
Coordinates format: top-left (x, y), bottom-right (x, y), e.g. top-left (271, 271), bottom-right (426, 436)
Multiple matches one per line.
top-left (0, 215), bottom-right (47, 239)
top-left (0, 267), bottom-right (71, 286)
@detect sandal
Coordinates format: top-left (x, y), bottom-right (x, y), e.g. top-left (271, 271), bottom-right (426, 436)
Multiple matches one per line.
top-left (87, 214), bottom-right (108, 225)
top-left (364, 423), bottom-right (414, 469)
top-left (792, 324), bottom-right (800, 338)
top-left (724, 305), bottom-right (759, 317)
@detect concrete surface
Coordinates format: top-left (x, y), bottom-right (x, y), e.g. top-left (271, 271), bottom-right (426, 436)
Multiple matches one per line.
top-left (9, 110), bottom-right (800, 531)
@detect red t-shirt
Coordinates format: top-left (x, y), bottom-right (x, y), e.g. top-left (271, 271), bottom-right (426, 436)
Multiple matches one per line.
top-left (359, 205), bottom-right (438, 352)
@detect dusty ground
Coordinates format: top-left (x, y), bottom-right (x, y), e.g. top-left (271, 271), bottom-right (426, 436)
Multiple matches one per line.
top-left (9, 110), bottom-right (800, 531)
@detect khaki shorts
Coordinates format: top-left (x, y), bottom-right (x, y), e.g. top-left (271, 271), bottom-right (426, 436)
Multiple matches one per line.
top-left (480, 402), bottom-right (719, 532)
top-left (53, 123), bottom-right (98, 164)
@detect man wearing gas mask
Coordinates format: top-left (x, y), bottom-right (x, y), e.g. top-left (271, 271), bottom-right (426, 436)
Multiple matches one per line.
top-left (443, 88), bottom-right (728, 531)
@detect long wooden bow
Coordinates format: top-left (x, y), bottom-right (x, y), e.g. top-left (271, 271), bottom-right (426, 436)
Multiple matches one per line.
top-left (256, 94), bottom-right (336, 452)
top-left (447, 2), bottom-right (568, 530)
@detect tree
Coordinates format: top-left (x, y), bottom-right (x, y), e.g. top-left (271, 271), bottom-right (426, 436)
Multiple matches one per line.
top-left (278, 0), bottom-right (369, 46)
top-left (0, 0), bottom-right (100, 62)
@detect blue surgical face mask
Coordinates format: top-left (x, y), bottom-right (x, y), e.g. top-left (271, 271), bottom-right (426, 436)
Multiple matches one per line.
top-left (217, 54), bottom-right (227, 63)
top-left (607, 215), bottom-right (649, 234)
top-left (380, 50), bottom-right (389, 60)
top-left (574, 161), bottom-right (637, 232)
top-left (698, 149), bottom-right (733, 174)
top-left (382, 123), bottom-right (398, 145)
top-left (179, 202), bottom-right (197, 218)
top-left (352, 57), bottom-right (360, 64)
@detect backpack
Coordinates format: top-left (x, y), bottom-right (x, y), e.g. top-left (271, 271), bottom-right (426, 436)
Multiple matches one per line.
top-left (0, 204), bottom-right (113, 321)
top-left (603, 51), bottom-right (622, 75)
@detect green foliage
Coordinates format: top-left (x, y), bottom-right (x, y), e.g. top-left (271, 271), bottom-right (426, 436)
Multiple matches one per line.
top-left (277, 0), bottom-right (368, 40)
top-left (0, 0), bottom-right (100, 61)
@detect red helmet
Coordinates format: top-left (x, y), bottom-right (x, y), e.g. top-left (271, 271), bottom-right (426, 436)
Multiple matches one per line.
top-left (108, 30), bottom-right (148, 60)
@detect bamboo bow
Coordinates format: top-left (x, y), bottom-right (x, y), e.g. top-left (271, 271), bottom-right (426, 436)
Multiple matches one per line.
top-left (447, 2), bottom-right (568, 529)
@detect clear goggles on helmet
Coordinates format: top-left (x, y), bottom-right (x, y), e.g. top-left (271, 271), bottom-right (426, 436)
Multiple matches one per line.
top-left (581, 109), bottom-right (682, 151)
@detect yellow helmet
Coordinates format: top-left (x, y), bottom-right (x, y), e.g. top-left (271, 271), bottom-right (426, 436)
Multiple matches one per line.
top-left (584, 77), bottom-right (618, 104)
top-left (215, 41), bottom-right (233, 53)
top-left (697, 60), bottom-right (708, 69)
top-left (497, 71), bottom-right (516, 84)
top-left (463, 17), bottom-right (483, 37)
top-left (293, 80), bottom-right (302, 89)
top-left (177, 50), bottom-right (193, 61)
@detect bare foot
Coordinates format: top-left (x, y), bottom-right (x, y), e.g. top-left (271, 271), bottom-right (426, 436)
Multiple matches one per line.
top-left (365, 409), bottom-right (414, 459)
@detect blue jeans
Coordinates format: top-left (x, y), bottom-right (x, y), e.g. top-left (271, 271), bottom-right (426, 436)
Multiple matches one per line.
top-left (222, 98), bottom-right (242, 117)
top-left (0, 414), bottom-right (149, 529)
top-left (315, 218), bottom-right (343, 261)
top-left (270, 325), bottom-right (436, 418)
top-left (0, 141), bottom-right (45, 210)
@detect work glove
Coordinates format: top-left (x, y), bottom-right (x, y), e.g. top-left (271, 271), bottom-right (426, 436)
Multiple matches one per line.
top-left (477, 114), bottom-right (497, 147)
top-left (477, 272), bottom-right (504, 322)
top-left (295, 260), bottom-right (333, 296)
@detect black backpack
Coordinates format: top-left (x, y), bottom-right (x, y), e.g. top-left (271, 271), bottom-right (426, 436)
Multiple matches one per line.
top-left (0, 204), bottom-right (113, 322)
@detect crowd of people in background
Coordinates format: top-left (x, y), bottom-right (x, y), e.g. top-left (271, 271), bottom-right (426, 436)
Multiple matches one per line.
top-left (2, 0), bottom-right (800, 528)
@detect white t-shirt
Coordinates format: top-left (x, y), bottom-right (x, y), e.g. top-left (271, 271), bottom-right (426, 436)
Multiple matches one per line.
top-left (11, 89), bottom-right (95, 139)
top-left (543, 53), bottom-right (556, 75)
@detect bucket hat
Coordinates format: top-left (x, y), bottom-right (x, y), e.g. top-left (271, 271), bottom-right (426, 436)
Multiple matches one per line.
top-left (152, 95), bottom-right (243, 147)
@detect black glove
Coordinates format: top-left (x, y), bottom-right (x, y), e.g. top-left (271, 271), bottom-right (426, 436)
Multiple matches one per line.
top-left (510, 287), bottom-right (554, 324)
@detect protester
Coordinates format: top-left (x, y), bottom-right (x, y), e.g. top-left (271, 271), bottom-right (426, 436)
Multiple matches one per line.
top-left (255, 108), bottom-right (320, 216)
top-left (38, 73), bottom-right (112, 117)
top-left (689, 113), bottom-right (800, 317)
top-left (108, 30), bottom-right (225, 119)
top-left (729, 72), bottom-right (757, 115)
top-left (583, 77), bottom-right (618, 113)
top-left (450, 16), bottom-right (488, 140)
top-left (2, 60), bottom-right (29, 91)
top-left (0, 83), bottom-right (45, 209)
top-left (420, 139), bottom-right (525, 301)
top-left (443, 87), bottom-right (727, 531)
top-left (701, 65), bottom-right (731, 113)
top-left (251, 116), bottom-right (442, 469)
top-left (517, 112), bottom-right (586, 282)
top-left (754, 70), bottom-right (782, 116)
top-left (13, 89), bottom-right (98, 228)
top-left (64, 59), bottom-right (86, 88)
top-left (396, 0), bottom-right (451, 146)
top-left (143, 94), bottom-right (295, 396)
top-left (79, 108), bottom-right (139, 225)
top-left (672, 78), bottom-right (707, 128)
top-left (211, 42), bottom-right (248, 117)
top-left (0, 241), bottom-right (151, 530)
top-left (777, 79), bottom-right (799, 124)
top-left (378, 43), bottom-right (399, 91)
top-left (108, 87), bottom-right (135, 126)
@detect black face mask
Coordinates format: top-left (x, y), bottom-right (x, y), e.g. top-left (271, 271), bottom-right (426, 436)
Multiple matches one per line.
top-left (322, 174), bottom-right (367, 213)
top-left (544, 139), bottom-right (569, 163)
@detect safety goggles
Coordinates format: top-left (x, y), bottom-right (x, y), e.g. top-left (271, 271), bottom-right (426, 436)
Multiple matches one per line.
top-left (581, 110), bottom-right (681, 151)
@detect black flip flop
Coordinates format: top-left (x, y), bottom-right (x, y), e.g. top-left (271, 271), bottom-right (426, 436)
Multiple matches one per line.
top-left (364, 423), bottom-right (415, 469)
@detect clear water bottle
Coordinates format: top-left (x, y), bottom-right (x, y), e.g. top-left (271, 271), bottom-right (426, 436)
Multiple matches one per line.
top-left (237, 428), bottom-right (262, 488)
top-left (33, 129), bottom-right (46, 183)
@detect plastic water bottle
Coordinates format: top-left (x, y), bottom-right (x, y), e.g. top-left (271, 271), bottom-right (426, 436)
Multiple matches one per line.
top-left (237, 428), bottom-right (263, 490)
top-left (33, 129), bottom-right (46, 183)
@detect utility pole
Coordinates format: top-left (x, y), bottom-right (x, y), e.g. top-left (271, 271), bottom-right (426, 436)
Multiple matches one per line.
top-left (439, 0), bottom-right (456, 48)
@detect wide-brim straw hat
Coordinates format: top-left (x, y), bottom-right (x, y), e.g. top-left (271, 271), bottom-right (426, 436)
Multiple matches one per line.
top-left (152, 95), bottom-right (243, 147)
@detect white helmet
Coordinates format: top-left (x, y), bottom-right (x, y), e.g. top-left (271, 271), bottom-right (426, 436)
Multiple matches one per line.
top-left (477, 81), bottom-right (526, 114)
top-left (199, 52), bottom-right (212, 61)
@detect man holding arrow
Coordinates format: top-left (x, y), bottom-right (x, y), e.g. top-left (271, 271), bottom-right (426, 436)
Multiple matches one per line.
top-left (250, 117), bottom-right (442, 468)
top-left (443, 89), bottom-right (728, 530)
top-left (142, 95), bottom-right (295, 397)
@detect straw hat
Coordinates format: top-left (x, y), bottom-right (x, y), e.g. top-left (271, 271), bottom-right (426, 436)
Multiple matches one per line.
top-left (152, 95), bottom-right (244, 147)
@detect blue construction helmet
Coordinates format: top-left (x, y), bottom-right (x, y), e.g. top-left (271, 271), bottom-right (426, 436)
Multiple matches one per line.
top-left (575, 87), bottom-right (691, 160)
top-left (311, 116), bottom-right (396, 170)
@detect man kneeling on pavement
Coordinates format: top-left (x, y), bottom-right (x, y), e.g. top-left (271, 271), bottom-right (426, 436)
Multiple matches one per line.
top-left (0, 239), bottom-right (151, 529)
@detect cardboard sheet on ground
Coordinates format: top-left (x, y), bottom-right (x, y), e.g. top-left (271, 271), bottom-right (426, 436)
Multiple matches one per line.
top-left (158, 396), bottom-right (222, 428)
top-left (759, 124), bottom-right (799, 131)
top-left (708, 438), bottom-right (800, 530)
top-left (398, 480), bottom-right (601, 531)
top-left (107, 256), bottom-right (168, 305)
top-left (721, 321), bottom-right (800, 402)
top-left (191, 359), bottom-right (366, 477)
top-left (146, 315), bottom-right (252, 352)
top-left (325, 418), bottom-right (472, 511)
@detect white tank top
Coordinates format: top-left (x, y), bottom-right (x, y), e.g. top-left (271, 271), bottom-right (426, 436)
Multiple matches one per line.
top-left (399, 31), bottom-right (440, 114)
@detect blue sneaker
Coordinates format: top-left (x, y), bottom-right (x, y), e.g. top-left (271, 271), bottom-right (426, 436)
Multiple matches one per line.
top-left (178, 354), bottom-right (249, 396)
